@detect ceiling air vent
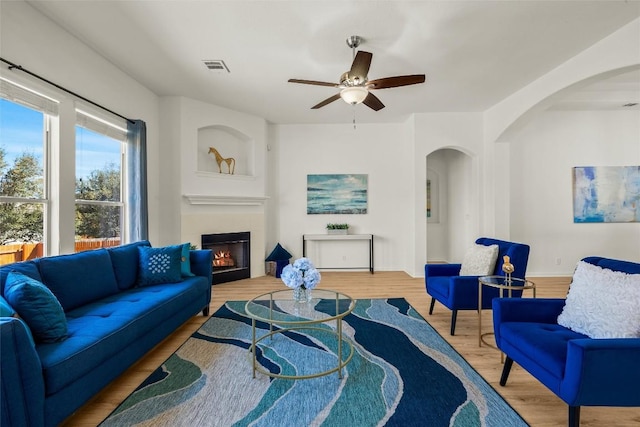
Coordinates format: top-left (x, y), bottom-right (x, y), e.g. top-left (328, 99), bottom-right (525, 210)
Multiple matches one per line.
top-left (202, 60), bottom-right (230, 73)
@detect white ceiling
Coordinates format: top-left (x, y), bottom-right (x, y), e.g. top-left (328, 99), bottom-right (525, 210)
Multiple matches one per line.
top-left (26, 0), bottom-right (640, 124)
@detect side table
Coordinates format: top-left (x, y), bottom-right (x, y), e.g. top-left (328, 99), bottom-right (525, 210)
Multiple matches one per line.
top-left (478, 276), bottom-right (536, 349)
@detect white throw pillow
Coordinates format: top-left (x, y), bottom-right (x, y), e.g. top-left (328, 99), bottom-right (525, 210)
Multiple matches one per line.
top-left (459, 244), bottom-right (499, 276)
top-left (557, 261), bottom-right (640, 339)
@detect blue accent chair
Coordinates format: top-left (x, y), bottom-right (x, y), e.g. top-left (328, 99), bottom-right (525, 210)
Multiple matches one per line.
top-left (425, 237), bottom-right (530, 335)
top-left (493, 257), bottom-right (640, 427)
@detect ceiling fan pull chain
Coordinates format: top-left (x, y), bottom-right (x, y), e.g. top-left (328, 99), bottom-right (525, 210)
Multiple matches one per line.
top-left (353, 106), bottom-right (357, 130)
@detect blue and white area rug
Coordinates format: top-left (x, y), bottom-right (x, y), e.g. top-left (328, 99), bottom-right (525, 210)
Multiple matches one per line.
top-left (100, 298), bottom-right (528, 426)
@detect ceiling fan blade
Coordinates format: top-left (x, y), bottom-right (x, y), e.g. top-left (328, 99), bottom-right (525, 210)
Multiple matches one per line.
top-left (311, 93), bottom-right (341, 109)
top-left (363, 92), bottom-right (385, 111)
top-left (349, 51), bottom-right (373, 81)
top-left (367, 74), bottom-right (426, 89)
top-left (288, 79), bottom-right (339, 88)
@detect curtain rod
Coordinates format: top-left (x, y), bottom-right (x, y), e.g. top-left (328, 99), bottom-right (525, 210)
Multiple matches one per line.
top-left (1, 57), bottom-right (135, 124)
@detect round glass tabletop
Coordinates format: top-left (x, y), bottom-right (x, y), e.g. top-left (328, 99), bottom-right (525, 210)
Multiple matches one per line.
top-left (244, 288), bottom-right (355, 324)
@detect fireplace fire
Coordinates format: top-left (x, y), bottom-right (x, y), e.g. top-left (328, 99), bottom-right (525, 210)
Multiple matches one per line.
top-left (213, 250), bottom-right (235, 267)
top-left (201, 232), bottom-right (250, 284)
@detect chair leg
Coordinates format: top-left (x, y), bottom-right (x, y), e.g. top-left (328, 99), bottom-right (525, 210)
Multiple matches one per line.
top-left (568, 406), bottom-right (580, 427)
top-left (499, 356), bottom-right (514, 386)
top-left (450, 310), bottom-right (458, 335)
top-left (429, 297), bottom-right (435, 315)
top-left (202, 306), bottom-right (210, 316)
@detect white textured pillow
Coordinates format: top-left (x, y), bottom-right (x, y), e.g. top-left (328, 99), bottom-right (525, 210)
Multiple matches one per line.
top-left (459, 244), bottom-right (499, 276)
top-left (558, 261), bottom-right (640, 339)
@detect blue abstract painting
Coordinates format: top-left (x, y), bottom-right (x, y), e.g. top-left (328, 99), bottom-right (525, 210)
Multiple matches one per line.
top-left (307, 174), bottom-right (368, 214)
top-left (573, 166), bottom-right (640, 223)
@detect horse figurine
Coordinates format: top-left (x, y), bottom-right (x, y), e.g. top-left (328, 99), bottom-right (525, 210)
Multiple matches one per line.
top-left (208, 147), bottom-right (235, 174)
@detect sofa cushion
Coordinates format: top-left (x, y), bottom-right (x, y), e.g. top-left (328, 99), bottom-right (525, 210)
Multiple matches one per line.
top-left (459, 244), bottom-right (499, 276)
top-left (180, 243), bottom-right (195, 277)
top-left (108, 240), bottom-right (151, 290)
top-left (4, 272), bottom-right (67, 343)
top-left (137, 245), bottom-right (183, 286)
top-left (36, 276), bottom-right (208, 395)
top-left (499, 322), bottom-right (588, 379)
top-left (558, 261), bottom-right (640, 338)
top-left (39, 249), bottom-right (120, 311)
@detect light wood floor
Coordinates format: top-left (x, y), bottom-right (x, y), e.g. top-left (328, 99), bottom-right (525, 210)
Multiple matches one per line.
top-left (63, 272), bottom-right (639, 426)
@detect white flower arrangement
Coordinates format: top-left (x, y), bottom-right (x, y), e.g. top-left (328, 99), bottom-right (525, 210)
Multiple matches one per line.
top-left (280, 257), bottom-right (321, 290)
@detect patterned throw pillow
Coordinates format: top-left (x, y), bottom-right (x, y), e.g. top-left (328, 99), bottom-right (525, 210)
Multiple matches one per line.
top-left (137, 245), bottom-right (183, 286)
top-left (459, 244), bottom-right (499, 276)
top-left (558, 261), bottom-right (640, 338)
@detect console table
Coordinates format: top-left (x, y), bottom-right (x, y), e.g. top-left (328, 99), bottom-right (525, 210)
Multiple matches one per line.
top-left (302, 234), bottom-right (374, 274)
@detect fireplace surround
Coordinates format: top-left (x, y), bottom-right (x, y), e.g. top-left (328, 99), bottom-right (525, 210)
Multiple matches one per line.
top-left (201, 231), bottom-right (250, 284)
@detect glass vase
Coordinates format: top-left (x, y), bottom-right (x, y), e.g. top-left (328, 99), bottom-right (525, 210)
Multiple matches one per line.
top-left (293, 286), bottom-right (311, 303)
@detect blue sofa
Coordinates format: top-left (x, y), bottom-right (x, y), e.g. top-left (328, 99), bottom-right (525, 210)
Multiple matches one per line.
top-left (0, 241), bottom-right (212, 427)
top-left (493, 257), bottom-right (640, 426)
top-left (426, 237), bottom-right (530, 335)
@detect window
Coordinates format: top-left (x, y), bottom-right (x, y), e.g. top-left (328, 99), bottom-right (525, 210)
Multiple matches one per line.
top-left (75, 114), bottom-right (126, 251)
top-left (0, 76), bottom-right (146, 265)
top-left (0, 96), bottom-right (50, 264)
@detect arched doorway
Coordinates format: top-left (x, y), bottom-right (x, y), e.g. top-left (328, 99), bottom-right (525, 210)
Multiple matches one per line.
top-left (426, 148), bottom-right (477, 264)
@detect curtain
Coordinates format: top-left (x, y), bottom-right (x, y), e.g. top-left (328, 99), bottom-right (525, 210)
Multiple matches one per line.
top-left (127, 120), bottom-right (148, 242)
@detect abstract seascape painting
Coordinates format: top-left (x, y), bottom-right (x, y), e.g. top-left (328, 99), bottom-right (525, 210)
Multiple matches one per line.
top-left (307, 174), bottom-right (368, 214)
top-left (572, 166), bottom-right (640, 223)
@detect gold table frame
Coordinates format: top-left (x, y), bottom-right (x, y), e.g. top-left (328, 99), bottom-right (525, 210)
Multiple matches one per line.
top-left (245, 289), bottom-right (355, 380)
top-left (478, 276), bottom-right (536, 349)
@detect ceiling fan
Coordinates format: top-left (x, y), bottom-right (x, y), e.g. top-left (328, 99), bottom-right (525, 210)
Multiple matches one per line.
top-left (288, 35), bottom-right (426, 111)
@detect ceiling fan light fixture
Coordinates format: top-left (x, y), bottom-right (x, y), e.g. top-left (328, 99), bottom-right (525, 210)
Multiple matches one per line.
top-left (340, 86), bottom-right (368, 105)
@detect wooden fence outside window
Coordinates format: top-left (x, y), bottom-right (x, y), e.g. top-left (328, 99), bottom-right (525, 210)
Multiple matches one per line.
top-left (0, 238), bottom-right (121, 266)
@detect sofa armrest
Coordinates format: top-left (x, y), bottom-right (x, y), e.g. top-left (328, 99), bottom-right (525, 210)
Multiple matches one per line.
top-left (0, 318), bottom-right (45, 427)
top-left (189, 249), bottom-right (213, 285)
top-left (425, 263), bottom-right (461, 278)
top-left (493, 298), bottom-right (565, 324)
top-left (561, 338), bottom-right (640, 406)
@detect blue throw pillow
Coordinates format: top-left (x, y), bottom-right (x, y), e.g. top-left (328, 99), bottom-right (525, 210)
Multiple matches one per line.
top-left (0, 295), bottom-right (15, 317)
top-left (181, 243), bottom-right (195, 277)
top-left (138, 245), bottom-right (183, 286)
top-left (4, 271), bottom-right (67, 343)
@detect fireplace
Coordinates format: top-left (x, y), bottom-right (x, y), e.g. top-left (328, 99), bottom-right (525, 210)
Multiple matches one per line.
top-left (201, 232), bottom-right (250, 284)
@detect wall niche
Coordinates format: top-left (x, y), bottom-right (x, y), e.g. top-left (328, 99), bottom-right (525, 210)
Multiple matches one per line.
top-left (197, 125), bottom-right (253, 176)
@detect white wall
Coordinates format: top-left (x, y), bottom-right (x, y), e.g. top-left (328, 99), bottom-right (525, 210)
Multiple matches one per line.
top-left (0, 1), bottom-right (163, 245)
top-left (176, 97), bottom-right (267, 199)
top-left (270, 123), bottom-right (413, 272)
top-left (413, 113), bottom-right (484, 276)
top-left (510, 110), bottom-right (640, 276)
top-left (158, 96), bottom-right (269, 277)
top-left (485, 18), bottom-right (640, 144)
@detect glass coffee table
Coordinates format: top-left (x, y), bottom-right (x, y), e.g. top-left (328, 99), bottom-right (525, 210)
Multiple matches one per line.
top-left (245, 288), bottom-right (355, 380)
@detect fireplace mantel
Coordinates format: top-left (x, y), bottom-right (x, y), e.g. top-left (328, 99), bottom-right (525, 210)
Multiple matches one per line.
top-left (183, 194), bottom-right (269, 206)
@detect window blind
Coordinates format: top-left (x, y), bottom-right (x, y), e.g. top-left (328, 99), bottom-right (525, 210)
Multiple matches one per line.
top-left (0, 78), bottom-right (59, 116)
